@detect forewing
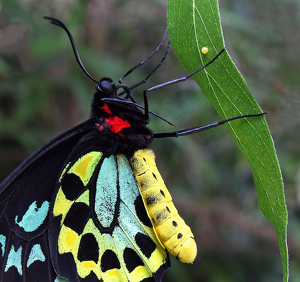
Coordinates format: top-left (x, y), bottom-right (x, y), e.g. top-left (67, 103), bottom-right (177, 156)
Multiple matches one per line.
top-left (0, 120), bottom-right (94, 282)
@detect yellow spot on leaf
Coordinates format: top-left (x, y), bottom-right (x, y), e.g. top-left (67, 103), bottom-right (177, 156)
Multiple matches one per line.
top-left (201, 47), bottom-right (208, 54)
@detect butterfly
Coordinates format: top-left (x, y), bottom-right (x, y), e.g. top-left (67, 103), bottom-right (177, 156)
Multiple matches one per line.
top-left (0, 17), bottom-right (265, 282)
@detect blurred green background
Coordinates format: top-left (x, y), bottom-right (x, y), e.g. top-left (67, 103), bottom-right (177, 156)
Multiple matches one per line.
top-left (0, 0), bottom-right (299, 281)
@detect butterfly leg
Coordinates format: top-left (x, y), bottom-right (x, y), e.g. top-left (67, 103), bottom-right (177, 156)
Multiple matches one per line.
top-left (153, 112), bottom-right (267, 138)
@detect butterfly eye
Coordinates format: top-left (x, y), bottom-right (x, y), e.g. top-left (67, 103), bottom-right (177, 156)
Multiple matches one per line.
top-left (99, 78), bottom-right (114, 94)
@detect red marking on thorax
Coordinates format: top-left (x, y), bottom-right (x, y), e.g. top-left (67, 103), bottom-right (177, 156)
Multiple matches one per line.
top-left (105, 116), bottom-right (131, 134)
top-left (99, 103), bottom-right (131, 136)
top-left (101, 103), bottom-right (112, 114)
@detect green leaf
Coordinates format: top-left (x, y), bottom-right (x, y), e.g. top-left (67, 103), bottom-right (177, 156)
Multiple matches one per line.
top-left (167, 0), bottom-right (288, 281)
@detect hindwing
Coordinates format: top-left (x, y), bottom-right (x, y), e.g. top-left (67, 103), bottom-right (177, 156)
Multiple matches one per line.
top-left (50, 149), bottom-right (170, 282)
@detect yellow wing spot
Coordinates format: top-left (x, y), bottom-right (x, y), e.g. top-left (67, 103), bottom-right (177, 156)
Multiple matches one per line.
top-left (201, 47), bottom-right (208, 54)
top-left (77, 261), bottom-right (99, 278)
top-left (53, 188), bottom-right (72, 219)
top-left (69, 151), bottom-right (102, 185)
top-left (81, 260), bottom-right (95, 270)
top-left (102, 269), bottom-right (127, 282)
top-left (73, 156), bottom-right (94, 180)
top-left (58, 226), bottom-right (80, 255)
top-left (83, 218), bottom-right (101, 237)
top-left (76, 189), bottom-right (90, 206)
top-left (128, 265), bottom-right (151, 282)
top-left (66, 230), bottom-right (77, 247)
top-left (106, 269), bottom-right (120, 278)
top-left (59, 162), bottom-right (71, 182)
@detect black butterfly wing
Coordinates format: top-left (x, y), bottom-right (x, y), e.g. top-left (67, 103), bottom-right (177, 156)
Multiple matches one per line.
top-left (0, 119), bottom-right (95, 282)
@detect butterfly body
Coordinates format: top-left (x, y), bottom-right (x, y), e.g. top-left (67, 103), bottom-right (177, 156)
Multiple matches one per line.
top-left (130, 150), bottom-right (197, 264)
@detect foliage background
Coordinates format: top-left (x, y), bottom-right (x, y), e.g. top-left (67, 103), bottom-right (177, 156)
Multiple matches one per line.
top-left (0, 0), bottom-right (299, 281)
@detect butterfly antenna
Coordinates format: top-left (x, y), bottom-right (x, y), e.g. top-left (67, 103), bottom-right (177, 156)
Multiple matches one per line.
top-left (119, 29), bottom-right (168, 84)
top-left (116, 34), bottom-right (170, 97)
top-left (128, 39), bottom-right (171, 92)
top-left (153, 112), bottom-right (267, 138)
top-left (44, 16), bottom-right (99, 84)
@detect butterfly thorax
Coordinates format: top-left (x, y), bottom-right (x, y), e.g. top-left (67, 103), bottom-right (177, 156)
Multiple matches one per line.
top-left (90, 78), bottom-right (153, 156)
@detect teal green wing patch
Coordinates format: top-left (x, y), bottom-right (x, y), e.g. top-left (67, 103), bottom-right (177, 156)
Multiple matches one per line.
top-left (50, 151), bottom-right (169, 282)
top-left (117, 154), bottom-right (169, 281)
top-left (15, 201), bottom-right (50, 233)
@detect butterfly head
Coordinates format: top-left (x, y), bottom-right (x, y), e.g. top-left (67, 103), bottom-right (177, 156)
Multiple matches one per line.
top-left (98, 77), bottom-right (115, 95)
top-left (91, 77), bottom-right (141, 116)
top-left (95, 77), bottom-right (132, 101)
top-left (90, 77), bottom-right (153, 155)
top-left (43, 17), bottom-right (153, 155)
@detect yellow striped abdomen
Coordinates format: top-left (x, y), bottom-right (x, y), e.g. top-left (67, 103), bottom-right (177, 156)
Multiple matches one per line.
top-left (130, 149), bottom-right (197, 264)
